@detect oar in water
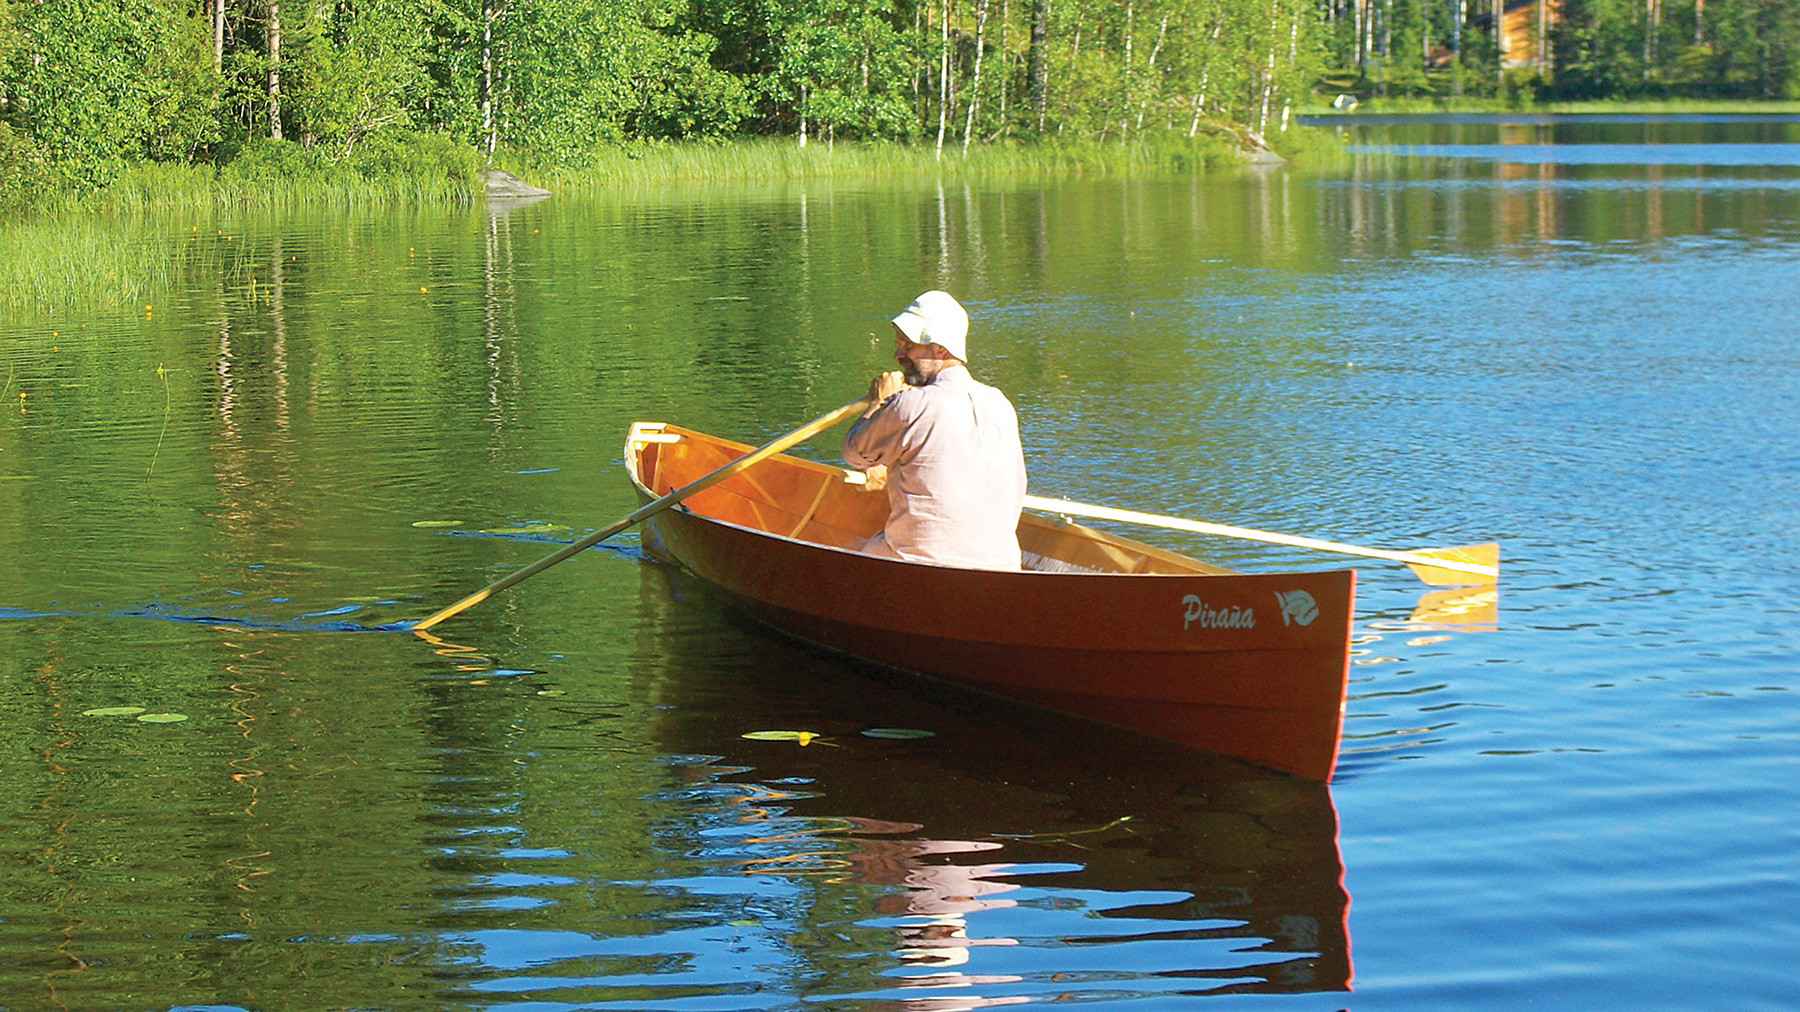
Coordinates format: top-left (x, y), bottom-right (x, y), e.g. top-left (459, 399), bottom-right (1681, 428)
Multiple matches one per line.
top-left (1021, 494), bottom-right (1498, 586)
top-left (412, 397), bottom-right (871, 632)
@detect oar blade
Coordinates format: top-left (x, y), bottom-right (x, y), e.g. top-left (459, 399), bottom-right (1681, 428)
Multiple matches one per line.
top-left (1404, 542), bottom-right (1500, 587)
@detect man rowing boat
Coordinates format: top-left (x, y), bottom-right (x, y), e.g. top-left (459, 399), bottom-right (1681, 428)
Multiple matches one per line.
top-left (842, 290), bottom-right (1028, 570)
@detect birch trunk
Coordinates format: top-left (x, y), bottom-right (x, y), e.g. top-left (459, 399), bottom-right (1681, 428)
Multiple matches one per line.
top-left (935, 0), bottom-right (951, 157)
top-left (213, 0), bottom-right (226, 73)
top-left (481, 0), bottom-right (495, 158)
top-left (267, 0), bottom-right (282, 140)
top-left (963, 0), bottom-right (989, 152)
top-left (1119, 0), bottom-right (1133, 141)
top-left (1187, 21), bottom-right (1222, 137)
top-left (1028, 0), bottom-right (1048, 134)
top-left (1135, 12), bottom-right (1166, 133)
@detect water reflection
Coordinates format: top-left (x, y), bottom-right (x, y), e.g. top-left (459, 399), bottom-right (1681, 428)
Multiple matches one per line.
top-left (1307, 112), bottom-right (1800, 260)
top-left (620, 563), bottom-right (1352, 1007)
top-left (5, 114), bottom-right (1796, 1009)
top-left (1348, 142), bottom-right (1800, 166)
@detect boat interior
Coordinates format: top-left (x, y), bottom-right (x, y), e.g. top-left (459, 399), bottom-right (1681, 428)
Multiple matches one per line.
top-left (627, 423), bottom-right (1234, 577)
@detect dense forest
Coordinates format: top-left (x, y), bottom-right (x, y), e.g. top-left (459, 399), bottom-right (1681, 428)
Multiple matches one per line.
top-left (1330, 0), bottom-right (1800, 103)
top-left (0, 0), bottom-right (1796, 198)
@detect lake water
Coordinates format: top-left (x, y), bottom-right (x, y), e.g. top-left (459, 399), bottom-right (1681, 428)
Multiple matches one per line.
top-left (2, 114), bottom-right (1797, 1010)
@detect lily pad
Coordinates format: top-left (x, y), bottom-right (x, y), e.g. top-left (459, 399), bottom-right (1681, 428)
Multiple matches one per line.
top-left (83, 706), bottom-right (145, 717)
top-left (860, 728), bottom-right (936, 740)
top-left (742, 730), bottom-right (827, 746)
top-left (137, 713), bottom-right (189, 723)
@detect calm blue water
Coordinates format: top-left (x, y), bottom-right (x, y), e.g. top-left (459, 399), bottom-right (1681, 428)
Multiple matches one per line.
top-left (1349, 142), bottom-right (1800, 164)
top-left (1, 115), bottom-right (1797, 1010)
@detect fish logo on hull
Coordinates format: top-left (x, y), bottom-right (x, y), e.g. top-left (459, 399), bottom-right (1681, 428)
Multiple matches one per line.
top-left (1274, 590), bottom-right (1320, 627)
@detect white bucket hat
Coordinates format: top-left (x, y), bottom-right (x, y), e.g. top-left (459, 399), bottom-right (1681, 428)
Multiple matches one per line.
top-left (891, 290), bottom-right (969, 362)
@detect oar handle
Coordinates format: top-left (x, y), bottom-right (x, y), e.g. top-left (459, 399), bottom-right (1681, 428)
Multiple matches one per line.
top-left (411, 397), bottom-right (870, 632)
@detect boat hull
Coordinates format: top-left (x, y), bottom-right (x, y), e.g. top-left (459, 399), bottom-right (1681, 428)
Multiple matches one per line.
top-left (626, 423), bottom-right (1354, 782)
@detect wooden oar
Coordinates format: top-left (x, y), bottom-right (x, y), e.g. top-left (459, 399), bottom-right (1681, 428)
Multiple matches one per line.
top-left (412, 397), bottom-right (870, 632)
top-left (1021, 494), bottom-right (1498, 585)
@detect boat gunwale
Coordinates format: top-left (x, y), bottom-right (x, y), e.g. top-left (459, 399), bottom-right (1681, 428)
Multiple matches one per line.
top-left (625, 421), bottom-right (1354, 582)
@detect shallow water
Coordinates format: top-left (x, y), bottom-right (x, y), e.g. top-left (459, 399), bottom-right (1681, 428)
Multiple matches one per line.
top-left (2, 116), bottom-right (1798, 1010)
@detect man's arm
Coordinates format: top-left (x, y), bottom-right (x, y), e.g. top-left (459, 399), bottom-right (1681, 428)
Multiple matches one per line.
top-left (844, 377), bottom-right (914, 470)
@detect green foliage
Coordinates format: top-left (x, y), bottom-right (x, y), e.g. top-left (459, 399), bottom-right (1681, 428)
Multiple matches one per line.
top-left (4, 0), bottom-right (206, 189)
top-left (1324, 0), bottom-right (1800, 104)
top-left (0, 121), bottom-right (48, 211)
top-left (216, 132), bottom-right (482, 197)
top-left (22, 0), bottom-right (1798, 204)
top-left (632, 29), bottom-right (756, 138)
top-left (286, 0), bottom-right (435, 154)
top-left (1703, 0), bottom-right (1800, 98)
top-left (1547, 0), bottom-right (1643, 98)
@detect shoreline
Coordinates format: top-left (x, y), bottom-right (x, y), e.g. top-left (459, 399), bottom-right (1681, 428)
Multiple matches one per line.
top-left (1300, 97), bottom-right (1800, 117)
top-left (6, 130), bottom-right (1289, 220)
top-left (0, 131), bottom-right (1299, 317)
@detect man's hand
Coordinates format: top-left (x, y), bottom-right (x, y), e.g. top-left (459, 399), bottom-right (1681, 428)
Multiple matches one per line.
top-left (864, 371), bottom-right (906, 417)
top-left (860, 465), bottom-right (888, 491)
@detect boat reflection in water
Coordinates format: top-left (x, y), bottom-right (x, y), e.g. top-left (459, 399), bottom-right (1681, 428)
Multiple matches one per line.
top-left (636, 563), bottom-right (1352, 1007)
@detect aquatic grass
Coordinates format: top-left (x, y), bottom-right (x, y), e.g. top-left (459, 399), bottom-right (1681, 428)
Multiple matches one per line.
top-left (22, 131), bottom-right (1288, 218)
top-left (21, 133), bottom-right (488, 217)
top-left (503, 131), bottom-right (1259, 195)
top-left (0, 129), bottom-right (1311, 314)
top-left (0, 215), bottom-right (179, 316)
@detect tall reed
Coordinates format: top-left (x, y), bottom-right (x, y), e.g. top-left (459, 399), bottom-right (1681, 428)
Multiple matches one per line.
top-left (512, 135), bottom-right (1248, 194)
top-left (0, 216), bottom-right (178, 317)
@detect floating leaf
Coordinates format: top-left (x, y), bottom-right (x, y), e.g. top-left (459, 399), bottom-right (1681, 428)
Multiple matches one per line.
top-left (536, 689), bottom-right (567, 697)
top-left (742, 730), bottom-right (828, 747)
top-left (860, 728), bottom-right (935, 740)
top-left (137, 713), bottom-right (188, 723)
top-left (412, 520), bottom-right (463, 528)
top-left (83, 706), bottom-right (145, 717)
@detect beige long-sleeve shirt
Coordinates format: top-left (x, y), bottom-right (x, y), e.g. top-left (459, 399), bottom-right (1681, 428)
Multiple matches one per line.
top-left (842, 365), bottom-right (1027, 570)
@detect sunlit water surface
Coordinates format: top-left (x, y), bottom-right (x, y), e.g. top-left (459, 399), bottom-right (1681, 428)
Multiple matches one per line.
top-left (2, 115), bottom-right (1797, 1010)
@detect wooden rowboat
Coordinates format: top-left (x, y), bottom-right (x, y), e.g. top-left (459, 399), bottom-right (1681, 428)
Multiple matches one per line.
top-left (624, 421), bottom-right (1356, 782)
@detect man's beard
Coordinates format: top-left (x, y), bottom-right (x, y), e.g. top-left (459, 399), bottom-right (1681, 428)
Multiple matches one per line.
top-left (899, 358), bottom-right (926, 386)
